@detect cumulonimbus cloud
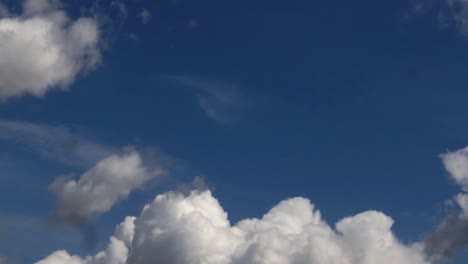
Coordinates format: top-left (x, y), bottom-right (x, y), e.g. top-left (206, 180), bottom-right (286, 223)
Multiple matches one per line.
top-left (38, 189), bottom-right (429, 264)
top-left (0, 0), bottom-right (101, 101)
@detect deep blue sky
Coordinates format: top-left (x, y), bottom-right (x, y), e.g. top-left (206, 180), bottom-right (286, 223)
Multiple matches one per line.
top-left (1, 0), bottom-right (468, 262)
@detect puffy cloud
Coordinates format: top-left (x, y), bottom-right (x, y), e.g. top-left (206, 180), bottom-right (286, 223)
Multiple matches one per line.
top-left (0, 0), bottom-right (100, 100)
top-left (36, 218), bottom-right (133, 264)
top-left (441, 146), bottom-right (468, 191)
top-left (423, 146), bottom-right (468, 260)
top-left (49, 151), bottom-right (162, 227)
top-left (38, 190), bottom-right (428, 264)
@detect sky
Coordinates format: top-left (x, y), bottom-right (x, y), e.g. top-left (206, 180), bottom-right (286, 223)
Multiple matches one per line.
top-left (3, 0), bottom-right (468, 263)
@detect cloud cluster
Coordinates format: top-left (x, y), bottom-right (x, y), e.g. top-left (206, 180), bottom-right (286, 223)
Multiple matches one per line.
top-left (49, 151), bottom-right (162, 227)
top-left (0, 0), bottom-right (100, 100)
top-left (38, 189), bottom-right (429, 264)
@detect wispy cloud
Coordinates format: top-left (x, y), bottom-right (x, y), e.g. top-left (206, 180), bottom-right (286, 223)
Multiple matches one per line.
top-left (167, 76), bottom-right (250, 125)
top-left (139, 8), bottom-right (151, 24)
top-left (111, 0), bottom-right (128, 19)
top-left (0, 119), bottom-right (116, 168)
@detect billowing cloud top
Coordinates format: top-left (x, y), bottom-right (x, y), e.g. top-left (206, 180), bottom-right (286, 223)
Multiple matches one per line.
top-left (38, 190), bottom-right (428, 264)
top-left (0, 0), bottom-right (100, 100)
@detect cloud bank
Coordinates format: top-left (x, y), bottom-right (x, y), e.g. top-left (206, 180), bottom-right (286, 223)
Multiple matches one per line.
top-left (0, 0), bottom-right (100, 100)
top-left (38, 189), bottom-right (429, 264)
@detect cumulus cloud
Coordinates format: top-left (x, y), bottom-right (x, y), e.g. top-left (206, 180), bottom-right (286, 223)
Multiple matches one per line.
top-left (38, 189), bottom-right (429, 264)
top-left (423, 146), bottom-right (468, 260)
top-left (0, 119), bottom-right (115, 168)
top-left (0, 0), bottom-right (100, 100)
top-left (49, 151), bottom-right (163, 227)
top-left (36, 217), bottom-right (136, 264)
top-left (168, 76), bottom-right (250, 125)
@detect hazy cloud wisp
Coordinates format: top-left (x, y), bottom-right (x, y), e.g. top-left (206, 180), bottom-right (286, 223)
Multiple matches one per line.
top-left (0, 119), bottom-right (115, 168)
top-left (168, 76), bottom-right (250, 125)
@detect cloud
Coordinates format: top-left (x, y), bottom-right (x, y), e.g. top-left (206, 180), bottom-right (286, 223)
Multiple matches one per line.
top-left (49, 151), bottom-right (163, 227)
top-left (440, 146), bottom-right (468, 190)
top-left (37, 216), bottom-right (134, 264)
top-left (168, 76), bottom-right (250, 125)
top-left (138, 8), bottom-right (151, 25)
top-left (38, 189), bottom-right (429, 264)
top-left (422, 146), bottom-right (468, 260)
top-left (0, 119), bottom-right (115, 168)
top-left (0, 0), bottom-right (101, 101)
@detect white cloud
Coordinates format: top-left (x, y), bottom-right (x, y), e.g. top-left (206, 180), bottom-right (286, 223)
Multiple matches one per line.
top-left (37, 215), bottom-right (133, 264)
top-left (168, 76), bottom-right (250, 125)
top-left (38, 190), bottom-right (429, 264)
top-left (441, 146), bottom-right (468, 191)
top-left (0, 0), bottom-right (100, 100)
top-left (49, 151), bottom-right (162, 226)
top-left (0, 119), bottom-right (115, 168)
top-left (423, 146), bottom-right (468, 260)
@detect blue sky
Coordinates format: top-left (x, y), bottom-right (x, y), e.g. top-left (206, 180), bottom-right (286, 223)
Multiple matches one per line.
top-left (2, 0), bottom-right (468, 263)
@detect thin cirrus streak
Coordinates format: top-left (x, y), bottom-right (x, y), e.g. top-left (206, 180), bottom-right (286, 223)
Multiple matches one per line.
top-left (0, 119), bottom-right (116, 168)
top-left (166, 75), bottom-right (251, 125)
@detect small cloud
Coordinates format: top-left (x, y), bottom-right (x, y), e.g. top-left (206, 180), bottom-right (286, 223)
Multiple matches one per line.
top-left (48, 151), bottom-right (163, 228)
top-left (167, 76), bottom-right (250, 125)
top-left (139, 8), bottom-right (151, 25)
